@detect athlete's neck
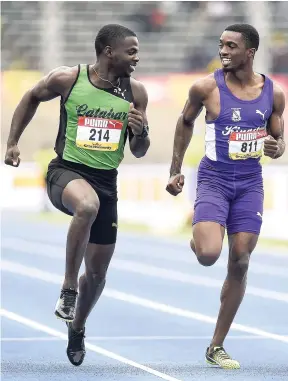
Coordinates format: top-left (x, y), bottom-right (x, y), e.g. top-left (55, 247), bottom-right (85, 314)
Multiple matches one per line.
top-left (92, 63), bottom-right (119, 86)
top-left (225, 67), bottom-right (256, 87)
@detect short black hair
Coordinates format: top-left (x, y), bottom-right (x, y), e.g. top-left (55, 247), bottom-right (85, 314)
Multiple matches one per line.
top-left (225, 23), bottom-right (260, 51)
top-left (95, 24), bottom-right (137, 57)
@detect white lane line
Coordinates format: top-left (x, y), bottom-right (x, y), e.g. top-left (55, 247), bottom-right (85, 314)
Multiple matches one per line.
top-left (3, 237), bottom-right (288, 278)
top-left (1, 335), bottom-right (280, 342)
top-left (2, 260), bottom-right (288, 344)
top-left (2, 239), bottom-right (287, 303)
top-left (2, 337), bottom-right (61, 342)
top-left (0, 309), bottom-right (183, 381)
top-left (111, 260), bottom-right (288, 303)
top-left (2, 238), bottom-right (63, 259)
top-left (105, 289), bottom-right (288, 343)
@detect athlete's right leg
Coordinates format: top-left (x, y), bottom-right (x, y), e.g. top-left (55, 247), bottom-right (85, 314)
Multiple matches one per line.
top-left (47, 169), bottom-right (99, 321)
top-left (191, 222), bottom-right (225, 266)
top-left (61, 179), bottom-right (100, 290)
top-left (191, 180), bottom-right (229, 265)
top-left (190, 159), bottom-right (231, 265)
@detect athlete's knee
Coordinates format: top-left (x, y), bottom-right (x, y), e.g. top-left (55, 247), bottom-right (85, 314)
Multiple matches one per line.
top-left (86, 262), bottom-right (107, 285)
top-left (229, 252), bottom-right (250, 278)
top-left (197, 253), bottom-right (220, 266)
top-left (75, 199), bottom-right (99, 222)
top-left (86, 270), bottom-right (106, 288)
top-left (192, 239), bottom-right (221, 266)
top-left (192, 223), bottom-right (223, 266)
top-left (195, 247), bottom-right (221, 266)
top-left (229, 238), bottom-right (253, 275)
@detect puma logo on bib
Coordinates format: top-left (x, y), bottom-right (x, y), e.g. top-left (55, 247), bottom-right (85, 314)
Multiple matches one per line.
top-left (228, 129), bottom-right (267, 160)
top-left (76, 117), bottom-right (123, 151)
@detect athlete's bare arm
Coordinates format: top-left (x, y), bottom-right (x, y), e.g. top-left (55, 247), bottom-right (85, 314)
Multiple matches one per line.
top-left (128, 79), bottom-right (150, 158)
top-left (166, 76), bottom-right (213, 196)
top-left (264, 83), bottom-right (286, 159)
top-left (5, 66), bottom-right (78, 167)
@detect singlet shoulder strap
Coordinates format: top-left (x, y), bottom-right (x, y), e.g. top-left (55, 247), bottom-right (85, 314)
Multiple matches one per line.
top-left (214, 69), bottom-right (226, 90)
top-left (263, 74), bottom-right (274, 105)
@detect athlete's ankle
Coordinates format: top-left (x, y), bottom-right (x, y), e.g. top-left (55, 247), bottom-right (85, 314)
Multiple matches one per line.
top-left (72, 320), bottom-right (85, 332)
top-left (62, 280), bottom-right (78, 290)
top-left (209, 341), bottom-right (223, 352)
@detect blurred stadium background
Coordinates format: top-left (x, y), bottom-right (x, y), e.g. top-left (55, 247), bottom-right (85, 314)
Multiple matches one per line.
top-left (1, 1), bottom-right (288, 242)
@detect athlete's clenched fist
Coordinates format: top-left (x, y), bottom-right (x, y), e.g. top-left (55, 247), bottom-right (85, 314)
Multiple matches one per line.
top-left (166, 173), bottom-right (185, 196)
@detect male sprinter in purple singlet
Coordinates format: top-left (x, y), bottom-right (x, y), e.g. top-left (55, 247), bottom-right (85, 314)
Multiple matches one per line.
top-left (166, 24), bottom-right (286, 369)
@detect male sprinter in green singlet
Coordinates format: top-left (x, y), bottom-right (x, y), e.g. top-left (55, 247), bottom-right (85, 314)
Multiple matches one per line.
top-left (4, 24), bottom-right (150, 366)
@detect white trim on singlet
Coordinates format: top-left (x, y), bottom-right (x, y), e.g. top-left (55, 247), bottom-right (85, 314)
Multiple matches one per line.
top-left (205, 123), bottom-right (217, 161)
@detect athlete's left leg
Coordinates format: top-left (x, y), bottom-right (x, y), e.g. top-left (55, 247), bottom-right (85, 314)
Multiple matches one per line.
top-left (206, 183), bottom-right (263, 369)
top-left (72, 242), bottom-right (115, 331)
top-left (209, 232), bottom-right (258, 347)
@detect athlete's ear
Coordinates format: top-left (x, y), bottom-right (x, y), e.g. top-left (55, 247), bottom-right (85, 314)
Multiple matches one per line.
top-left (248, 48), bottom-right (256, 59)
top-left (104, 45), bottom-right (113, 58)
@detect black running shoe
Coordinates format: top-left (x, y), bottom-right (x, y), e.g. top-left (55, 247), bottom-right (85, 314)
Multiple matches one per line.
top-left (66, 322), bottom-right (86, 366)
top-left (54, 288), bottom-right (78, 321)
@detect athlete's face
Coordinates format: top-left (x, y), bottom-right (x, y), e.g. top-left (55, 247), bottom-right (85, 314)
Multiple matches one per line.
top-left (111, 36), bottom-right (139, 77)
top-left (219, 31), bottom-right (255, 72)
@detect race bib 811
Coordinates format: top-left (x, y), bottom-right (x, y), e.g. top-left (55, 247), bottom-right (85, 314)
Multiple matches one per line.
top-left (76, 117), bottom-right (123, 151)
top-left (228, 129), bottom-right (267, 160)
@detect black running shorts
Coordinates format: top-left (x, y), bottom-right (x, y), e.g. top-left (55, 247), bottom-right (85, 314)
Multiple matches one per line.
top-left (46, 156), bottom-right (118, 245)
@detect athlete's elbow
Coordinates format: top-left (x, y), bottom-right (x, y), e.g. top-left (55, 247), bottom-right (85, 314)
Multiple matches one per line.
top-left (181, 114), bottom-right (195, 129)
top-left (183, 121), bottom-right (194, 131)
top-left (130, 138), bottom-right (150, 158)
top-left (26, 89), bottom-right (41, 106)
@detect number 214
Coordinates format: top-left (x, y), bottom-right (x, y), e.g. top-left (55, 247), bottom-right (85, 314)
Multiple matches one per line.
top-left (89, 129), bottom-right (109, 142)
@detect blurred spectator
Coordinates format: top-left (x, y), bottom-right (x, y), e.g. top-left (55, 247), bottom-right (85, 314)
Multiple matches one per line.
top-left (1, 2), bottom-right (288, 74)
top-left (185, 46), bottom-right (212, 72)
top-left (126, 2), bottom-right (167, 33)
top-left (184, 47), bottom-right (223, 73)
top-left (149, 4), bottom-right (167, 33)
